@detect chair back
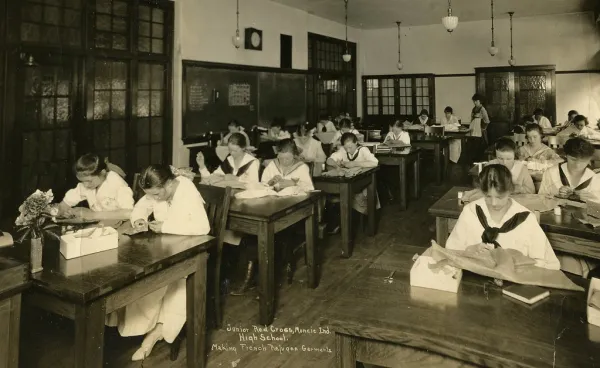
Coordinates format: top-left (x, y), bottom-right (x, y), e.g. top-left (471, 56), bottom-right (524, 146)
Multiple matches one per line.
top-left (547, 136), bottom-right (561, 149)
top-left (514, 134), bottom-right (527, 147)
top-left (424, 126), bottom-right (433, 136)
top-left (426, 125), bottom-right (445, 137)
top-left (193, 181), bottom-right (232, 239)
top-left (132, 173), bottom-right (144, 201)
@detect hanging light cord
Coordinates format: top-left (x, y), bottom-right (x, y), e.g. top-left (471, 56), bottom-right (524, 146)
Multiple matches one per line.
top-left (396, 21), bottom-right (401, 62)
top-left (236, 0), bottom-right (240, 36)
top-left (490, 0), bottom-right (495, 46)
top-left (509, 12), bottom-right (514, 58)
top-left (344, 0), bottom-right (349, 52)
top-left (447, 0), bottom-right (453, 16)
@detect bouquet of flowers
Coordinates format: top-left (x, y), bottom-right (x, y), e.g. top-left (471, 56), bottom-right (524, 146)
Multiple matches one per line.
top-left (14, 189), bottom-right (61, 243)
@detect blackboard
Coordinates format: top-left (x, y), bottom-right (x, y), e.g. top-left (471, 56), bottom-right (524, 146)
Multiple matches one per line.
top-left (182, 62), bottom-right (306, 143)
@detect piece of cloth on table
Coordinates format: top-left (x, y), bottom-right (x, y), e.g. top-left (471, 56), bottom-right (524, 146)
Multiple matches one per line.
top-left (321, 167), bottom-right (371, 177)
top-left (429, 241), bottom-right (583, 291)
top-left (234, 185), bottom-right (309, 199)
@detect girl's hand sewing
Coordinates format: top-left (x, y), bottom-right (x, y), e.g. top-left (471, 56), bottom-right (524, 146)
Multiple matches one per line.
top-left (149, 221), bottom-right (163, 233)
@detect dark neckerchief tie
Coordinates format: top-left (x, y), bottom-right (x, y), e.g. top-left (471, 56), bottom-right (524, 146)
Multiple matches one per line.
top-left (559, 165), bottom-right (592, 191)
top-left (347, 146), bottom-right (364, 161)
top-left (475, 205), bottom-right (530, 248)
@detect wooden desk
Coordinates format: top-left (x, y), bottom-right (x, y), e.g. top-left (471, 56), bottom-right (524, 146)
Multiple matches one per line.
top-left (376, 147), bottom-right (421, 210)
top-left (408, 134), bottom-right (450, 184)
top-left (25, 233), bottom-right (215, 368)
top-left (313, 167), bottom-right (379, 258)
top-left (0, 255), bottom-right (28, 368)
top-left (429, 186), bottom-right (600, 260)
top-left (228, 193), bottom-right (320, 326)
top-left (322, 243), bottom-right (598, 368)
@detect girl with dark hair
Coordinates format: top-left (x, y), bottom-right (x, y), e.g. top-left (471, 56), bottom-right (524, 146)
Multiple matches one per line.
top-left (487, 137), bottom-right (535, 194)
top-left (222, 119), bottom-right (250, 145)
top-left (469, 93), bottom-right (491, 161)
top-left (261, 139), bottom-right (314, 192)
top-left (565, 115), bottom-right (600, 140)
top-left (412, 109), bottom-right (433, 126)
top-left (112, 164), bottom-right (209, 361)
top-left (517, 124), bottom-right (563, 172)
top-left (317, 114), bottom-right (337, 133)
top-left (383, 120), bottom-right (410, 145)
top-left (533, 108), bottom-right (552, 129)
top-left (294, 123), bottom-right (326, 163)
top-left (262, 117), bottom-right (291, 141)
top-left (197, 132), bottom-right (260, 184)
top-left (331, 118), bottom-right (361, 148)
top-left (441, 106), bottom-right (462, 163)
top-left (557, 110), bottom-right (579, 131)
top-left (57, 153), bottom-right (133, 220)
top-left (446, 164), bottom-right (560, 270)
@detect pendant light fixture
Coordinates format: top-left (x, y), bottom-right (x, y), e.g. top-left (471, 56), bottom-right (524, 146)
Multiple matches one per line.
top-left (508, 12), bottom-right (516, 66)
top-left (342, 0), bottom-right (351, 62)
top-left (396, 21), bottom-right (403, 70)
top-left (488, 0), bottom-right (498, 56)
top-left (232, 0), bottom-right (242, 49)
top-left (442, 0), bottom-right (459, 33)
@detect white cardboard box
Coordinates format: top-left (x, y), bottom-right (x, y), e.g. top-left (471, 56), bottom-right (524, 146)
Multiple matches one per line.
top-left (60, 227), bottom-right (118, 260)
top-left (410, 255), bottom-right (462, 294)
top-left (59, 247), bottom-right (119, 276)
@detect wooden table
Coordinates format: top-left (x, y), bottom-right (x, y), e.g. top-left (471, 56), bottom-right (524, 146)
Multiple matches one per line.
top-left (408, 134), bottom-right (450, 184)
top-left (376, 147), bottom-right (421, 210)
top-left (0, 254), bottom-right (28, 368)
top-left (25, 233), bottom-right (215, 368)
top-left (322, 243), bottom-right (599, 368)
top-left (429, 186), bottom-right (600, 260)
top-left (313, 167), bottom-right (379, 258)
top-left (228, 193), bottom-right (320, 326)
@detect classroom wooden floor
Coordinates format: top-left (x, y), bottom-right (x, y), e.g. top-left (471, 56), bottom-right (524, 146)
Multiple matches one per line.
top-left (19, 163), bottom-right (471, 368)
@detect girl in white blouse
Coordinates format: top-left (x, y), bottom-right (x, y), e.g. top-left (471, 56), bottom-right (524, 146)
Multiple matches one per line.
top-left (221, 119), bottom-right (250, 146)
top-left (197, 133), bottom-right (260, 185)
top-left (261, 139), bottom-right (314, 192)
top-left (383, 120), bottom-right (410, 145)
top-left (57, 153), bottom-right (133, 220)
top-left (533, 108), bottom-right (553, 130)
top-left (568, 115), bottom-right (600, 140)
top-left (332, 118), bottom-right (361, 148)
top-left (261, 118), bottom-right (291, 141)
top-left (294, 124), bottom-right (327, 163)
top-left (441, 106), bottom-right (462, 163)
top-left (447, 164), bottom-right (560, 270)
top-left (113, 165), bottom-right (210, 361)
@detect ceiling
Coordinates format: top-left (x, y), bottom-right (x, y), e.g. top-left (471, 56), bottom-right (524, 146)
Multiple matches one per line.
top-left (269, 0), bottom-right (596, 29)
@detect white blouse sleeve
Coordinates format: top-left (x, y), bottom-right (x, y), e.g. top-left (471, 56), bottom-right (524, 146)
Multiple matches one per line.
top-left (63, 184), bottom-right (85, 207)
top-left (445, 207), bottom-right (474, 251)
top-left (360, 147), bottom-right (379, 164)
top-left (130, 195), bottom-right (155, 224)
top-left (400, 132), bottom-right (411, 145)
top-left (162, 182), bottom-right (210, 236)
top-left (383, 132), bottom-right (393, 142)
top-left (329, 149), bottom-right (346, 162)
top-left (280, 131), bottom-right (291, 139)
top-left (116, 185), bottom-right (135, 209)
top-left (523, 215), bottom-right (561, 269)
top-left (240, 159), bottom-right (260, 184)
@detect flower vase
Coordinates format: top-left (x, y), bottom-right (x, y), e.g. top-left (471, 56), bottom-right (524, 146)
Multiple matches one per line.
top-left (30, 237), bottom-right (43, 273)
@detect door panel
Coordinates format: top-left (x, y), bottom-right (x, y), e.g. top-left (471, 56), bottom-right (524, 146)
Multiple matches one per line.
top-left (516, 71), bottom-right (554, 123)
top-left (15, 55), bottom-right (77, 200)
top-left (478, 72), bottom-right (515, 143)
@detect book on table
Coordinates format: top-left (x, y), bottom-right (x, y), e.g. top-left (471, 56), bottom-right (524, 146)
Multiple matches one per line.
top-left (502, 284), bottom-right (550, 305)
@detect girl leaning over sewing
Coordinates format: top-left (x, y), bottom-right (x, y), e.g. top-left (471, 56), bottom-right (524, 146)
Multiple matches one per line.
top-left (446, 164), bottom-right (560, 270)
top-left (110, 165), bottom-right (210, 361)
top-left (197, 132), bottom-right (260, 184)
top-left (57, 153), bottom-right (133, 220)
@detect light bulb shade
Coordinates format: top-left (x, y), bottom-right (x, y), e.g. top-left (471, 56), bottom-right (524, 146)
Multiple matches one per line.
top-left (342, 53), bottom-right (352, 62)
top-left (397, 62), bottom-right (404, 70)
top-left (232, 34), bottom-right (242, 48)
top-left (442, 16), bottom-right (459, 32)
top-left (488, 46), bottom-right (499, 56)
top-left (508, 57), bottom-right (516, 66)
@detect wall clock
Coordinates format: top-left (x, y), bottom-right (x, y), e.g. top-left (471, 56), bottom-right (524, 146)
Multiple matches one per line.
top-left (245, 28), bottom-right (263, 51)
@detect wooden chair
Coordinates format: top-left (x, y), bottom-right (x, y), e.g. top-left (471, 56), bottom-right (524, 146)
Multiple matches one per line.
top-left (170, 183), bottom-right (232, 361)
top-left (514, 133), bottom-right (527, 147)
top-left (547, 136), bottom-right (562, 149)
top-left (425, 125), bottom-right (444, 137)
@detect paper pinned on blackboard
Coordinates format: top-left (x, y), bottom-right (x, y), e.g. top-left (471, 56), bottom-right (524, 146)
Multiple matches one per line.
top-left (229, 83), bottom-right (251, 106)
top-left (188, 83), bottom-right (209, 111)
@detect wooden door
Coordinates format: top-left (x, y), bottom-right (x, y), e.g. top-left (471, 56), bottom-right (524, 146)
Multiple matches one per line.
top-left (476, 71), bottom-right (515, 143)
top-left (515, 70), bottom-right (555, 123)
top-left (15, 54), bottom-right (78, 201)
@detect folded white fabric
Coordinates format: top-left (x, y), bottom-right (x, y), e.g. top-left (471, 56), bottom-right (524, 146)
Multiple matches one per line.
top-left (234, 185), bottom-right (307, 199)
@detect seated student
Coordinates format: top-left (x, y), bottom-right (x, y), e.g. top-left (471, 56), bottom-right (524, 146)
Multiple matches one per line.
top-left (533, 108), bottom-right (553, 129)
top-left (261, 139), bottom-right (314, 192)
top-left (412, 109), bottom-right (434, 126)
top-left (557, 110), bottom-right (579, 131)
top-left (383, 120), bottom-right (411, 145)
top-left (487, 137), bottom-right (535, 194)
top-left (327, 132), bottom-right (379, 215)
top-left (332, 118), bottom-right (361, 148)
top-left (294, 123), bottom-right (327, 163)
top-left (440, 106), bottom-right (462, 163)
top-left (517, 124), bottom-right (563, 170)
top-left (57, 153), bottom-right (133, 220)
top-left (317, 114), bottom-right (337, 133)
top-left (446, 164), bottom-right (560, 270)
top-left (564, 115), bottom-right (600, 140)
top-left (197, 133), bottom-right (260, 184)
top-left (512, 115), bottom-right (534, 134)
top-left (262, 118), bottom-right (291, 141)
top-left (222, 119), bottom-right (250, 146)
top-left (111, 164), bottom-right (210, 361)
top-left (539, 137), bottom-right (600, 203)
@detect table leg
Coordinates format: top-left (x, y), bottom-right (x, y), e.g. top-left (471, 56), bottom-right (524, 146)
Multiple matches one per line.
top-left (305, 209), bottom-right (317, 288)
top-left (257, 221), bottom-right (275, 325)
top-left (186, 257), bottom-right (207, 368)
top-left (436, 217), bottom-right (449, 246)
top-left (335, 333), bottom-right (357, 368)
top-left (367, 173), bottom-right (376, 237)
top-left (413, 154), bottom-right (421, 199)
top-left (340, 183), bottom-right (353, 258)
top-left (399, 159), bottom-right (407, 210)
top-left (74, 301), bottom-right (106, 368)
top-left (434, 144), bottom-right (442, 184)
top-left (442, 143), bottom-right (449, 180)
